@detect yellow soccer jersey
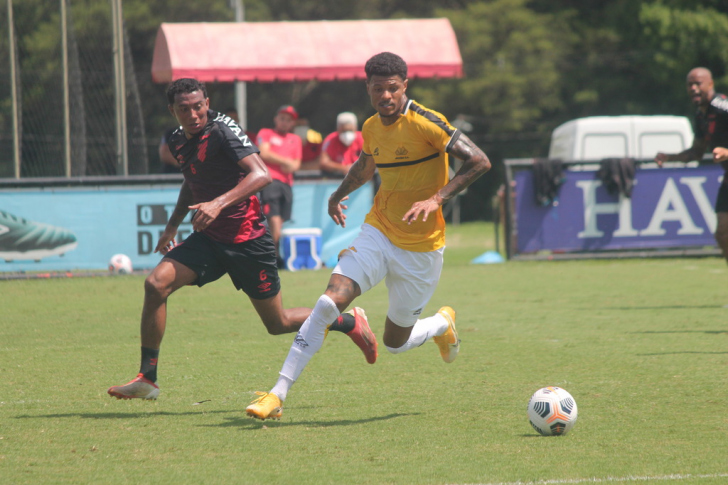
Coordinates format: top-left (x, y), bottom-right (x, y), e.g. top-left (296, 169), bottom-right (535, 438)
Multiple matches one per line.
top-left (361, 99), bottom-right (461, 252)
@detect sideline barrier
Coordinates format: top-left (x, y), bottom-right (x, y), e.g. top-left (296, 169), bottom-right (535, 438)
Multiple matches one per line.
top-left (0, 175), bottom-right (372, 272)
top-left (503, 158), bottom-right (723, 260)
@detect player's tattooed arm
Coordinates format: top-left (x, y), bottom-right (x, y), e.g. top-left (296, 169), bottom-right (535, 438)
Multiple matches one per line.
top-left (438, 133), bottom-right (491, 203)
top-left (402, 134), bottom-right (491, 224)
top-left (330, 152), bottom-right (376, 202)
top-left (328, 152), bottom-right (376, 227)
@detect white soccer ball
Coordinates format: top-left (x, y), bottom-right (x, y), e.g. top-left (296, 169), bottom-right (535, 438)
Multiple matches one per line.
top-left (527, 386), bottom-right (578, 436)
top-left (108, 253), bottom-right (133, 274)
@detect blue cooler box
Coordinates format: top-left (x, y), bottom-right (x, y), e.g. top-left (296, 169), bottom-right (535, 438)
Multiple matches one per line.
top-left (280, 228), bottom-right (322, 271)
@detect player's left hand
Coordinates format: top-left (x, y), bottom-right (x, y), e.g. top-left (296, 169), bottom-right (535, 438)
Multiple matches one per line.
top-left (713, 147), bottom-right (728, 164)
top-left (189, 202), bottom-right (221, 232)
top-left (403, 198), bottom-right (440, 224)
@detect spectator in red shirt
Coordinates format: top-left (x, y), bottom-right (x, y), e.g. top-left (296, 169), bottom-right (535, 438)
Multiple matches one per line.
top-left (256, 105), bottom-right (302, 265)
top-left (320, 112), bottom-right (364, 178)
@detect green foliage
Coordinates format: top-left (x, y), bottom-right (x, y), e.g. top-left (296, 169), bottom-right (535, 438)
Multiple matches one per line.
top-left (1, 223), bottom-right (727, 483)
top-left (417, 0), bottom-right (574, 134)
top-left (639, 3), bottom-right (728, 85)
top-left (4, 0), bottom-right (728, 214)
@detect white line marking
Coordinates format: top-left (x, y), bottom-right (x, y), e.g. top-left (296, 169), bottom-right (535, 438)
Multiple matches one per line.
top-left (462, 473), bottom-right (728, 485)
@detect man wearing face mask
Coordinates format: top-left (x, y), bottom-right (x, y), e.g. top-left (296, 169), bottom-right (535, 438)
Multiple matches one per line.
top-left (320, 112), bottom-right (364, 178)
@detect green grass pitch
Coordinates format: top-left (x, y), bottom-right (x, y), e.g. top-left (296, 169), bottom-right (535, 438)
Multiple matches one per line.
top-left (1, 222), bottom-right (727, 484)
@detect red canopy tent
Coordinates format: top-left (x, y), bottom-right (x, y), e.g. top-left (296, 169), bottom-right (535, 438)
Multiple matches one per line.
top-left (151, 18), bottom-right (463, 83)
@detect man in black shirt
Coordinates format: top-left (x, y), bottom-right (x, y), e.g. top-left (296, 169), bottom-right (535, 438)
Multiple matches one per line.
top-left (655, 67), bottom-right (728, 262)
top-left (108, 79), bottom-right (377, 401)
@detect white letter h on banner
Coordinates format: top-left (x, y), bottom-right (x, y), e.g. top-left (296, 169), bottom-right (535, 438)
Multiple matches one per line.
top-left (576, 180), bottom-right (638, 238)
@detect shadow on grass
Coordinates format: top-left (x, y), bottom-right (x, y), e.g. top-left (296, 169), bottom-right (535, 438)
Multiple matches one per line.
top-left (14, 411), bottom-right (419, 428)
top-left (14, 410), bottom-right (236, 420)
top-left (206, 412), bottom-right (419, 429)
top-left (638, 351), bottom-right (728, 356)
top-left (631, 330), bottom-right (727, 335)
top-left (606, 305), bottom-right (725, 310)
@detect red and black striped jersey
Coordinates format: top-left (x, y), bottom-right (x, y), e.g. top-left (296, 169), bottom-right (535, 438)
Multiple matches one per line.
top-left (695, 93), bottom-right (728, 169)
top-left (168, 110), bottom-right (267, 244)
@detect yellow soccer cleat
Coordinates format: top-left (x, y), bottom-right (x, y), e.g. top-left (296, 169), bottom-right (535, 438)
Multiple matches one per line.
top-left (432, 306), bottom-right (460, 363)
top-left (246, 392), bottom-right (283, 420)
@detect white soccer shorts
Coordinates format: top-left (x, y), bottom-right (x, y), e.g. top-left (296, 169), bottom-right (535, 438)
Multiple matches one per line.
top-left (333, 223), bottom-right (444, 327)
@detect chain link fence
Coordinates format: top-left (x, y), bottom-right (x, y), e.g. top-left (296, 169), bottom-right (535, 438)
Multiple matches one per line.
top-left (0, 0), bottom-right (148, 178)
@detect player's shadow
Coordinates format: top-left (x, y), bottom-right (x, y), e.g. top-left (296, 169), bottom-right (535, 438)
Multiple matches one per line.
top-left (14, 410), bottom-right (236, 420)
top-left (13, 411), bottom-right (418, 428)
top-left (207, 412), bottom-right (419, 429)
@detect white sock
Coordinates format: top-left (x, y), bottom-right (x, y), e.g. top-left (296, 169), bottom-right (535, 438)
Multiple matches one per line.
top-left (385, 312), bottom-right (448, 354)
top-left (270, 294), bottom-right (340, 402)
top-left (270, 375), bottom-right (294, 402)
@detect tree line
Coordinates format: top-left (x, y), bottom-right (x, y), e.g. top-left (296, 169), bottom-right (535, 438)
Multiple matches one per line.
top-left (1, 0), bottom-right (727, 219)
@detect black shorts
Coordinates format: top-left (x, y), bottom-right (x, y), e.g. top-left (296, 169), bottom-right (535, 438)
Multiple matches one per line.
top-left (164, 231), bottom-right (280, 299)
top-left (716, 180), bottom-right (728, 213)
top-left (260, 180), bottom-right (293, 221)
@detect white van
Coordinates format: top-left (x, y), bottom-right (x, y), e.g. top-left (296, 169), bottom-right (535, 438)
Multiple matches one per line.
top-left (548, 115), bottom-right (694, 161)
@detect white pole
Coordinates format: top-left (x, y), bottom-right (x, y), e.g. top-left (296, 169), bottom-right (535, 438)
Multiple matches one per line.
top-left (111, 0), bottom-right (128, 175)
top-left (231, 0), bottom-right (246, 129)
top-left (8, 0), bottom-right (20, 178)
top-left (61, 0), bottom-right (71, 177)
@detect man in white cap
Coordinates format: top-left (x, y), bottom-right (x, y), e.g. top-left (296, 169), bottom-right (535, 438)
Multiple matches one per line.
top-left (320, 112), bottom-right (364, 178)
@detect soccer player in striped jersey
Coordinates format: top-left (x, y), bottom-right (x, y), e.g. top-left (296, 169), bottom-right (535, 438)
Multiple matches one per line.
top-left (107, 79), bottom-right (377, 401)
top-left (247, 52), bottom-right (492, 420)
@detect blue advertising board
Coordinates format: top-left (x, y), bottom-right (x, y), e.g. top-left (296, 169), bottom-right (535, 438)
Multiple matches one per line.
top-left (513, 164), bottom-right (723, 254)
top-left (0, 180), bottom-right (372, 272)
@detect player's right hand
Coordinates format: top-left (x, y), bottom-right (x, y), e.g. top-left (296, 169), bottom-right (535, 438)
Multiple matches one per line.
top-left (713, 147), bottom-right (728, 163)
top-left (654, 152), bottom-right (668, 167)
top-left (328, 195), bottom-right (349, 227)
top-left (155, 228), bottom-right (178, 254)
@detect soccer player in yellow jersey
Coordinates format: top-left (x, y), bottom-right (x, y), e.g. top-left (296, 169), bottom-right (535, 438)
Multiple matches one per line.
top-left (246, 52), bottom-right (491, 420)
